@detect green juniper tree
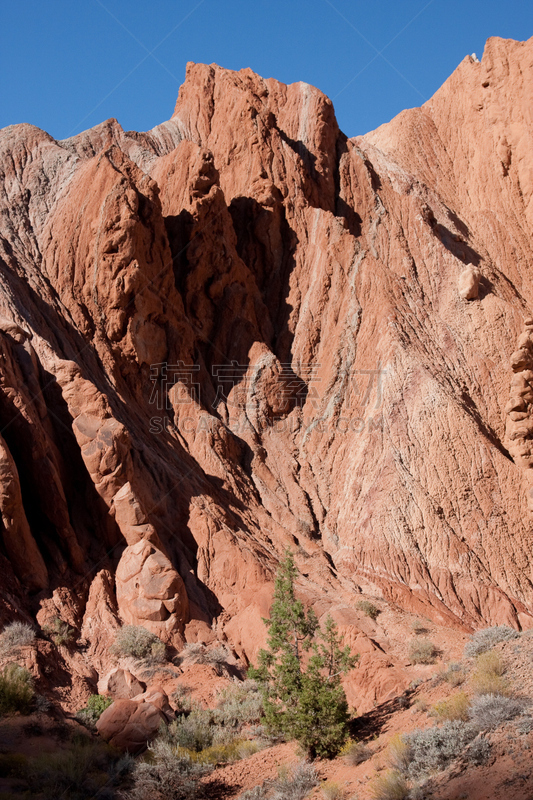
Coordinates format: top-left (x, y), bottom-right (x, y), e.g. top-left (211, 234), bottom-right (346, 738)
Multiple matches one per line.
top-left (250, 551), bottom-right (358, 758)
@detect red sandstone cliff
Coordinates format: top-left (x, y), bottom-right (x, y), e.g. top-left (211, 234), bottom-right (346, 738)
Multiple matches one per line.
top-left (1, 36), bottom-right (533, 706)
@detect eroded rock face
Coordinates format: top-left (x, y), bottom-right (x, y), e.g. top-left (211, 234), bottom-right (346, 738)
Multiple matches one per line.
top-left (0, 36), bottom-right (533, 702)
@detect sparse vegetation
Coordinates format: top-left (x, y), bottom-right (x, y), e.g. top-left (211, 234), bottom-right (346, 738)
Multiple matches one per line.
top-left (463, 626), bottom-right (520, 658)
top-left (356, 600), bottom-right (380, 620)
top-left (438, 662), bottom-right (466, 687)
top-left (468, 693), bottom-right (523, 729)
top-left (110, 625), bottom-right (166, 663)
top-left (368, 770), bottom-right (409, 800)
top-left (42, 616), bottom-right (75, 647)
top-left (0, 621), bottom-right (35, 652)
top-left (466, 735), bottom-right (492, 765)
top-left (431, 691), bottom-right (470, 721)
top-left (27, 739), bottom-right (133, 800)
top-left (408, 638), bottom-right (438, 664)
top-left (0, 663), bottom-right (34, 715)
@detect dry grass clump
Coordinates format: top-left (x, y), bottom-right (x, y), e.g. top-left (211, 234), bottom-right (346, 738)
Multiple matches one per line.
top-left (341, 739), bottom-right (372, 765)
top-left (320, 780), bottom-right (345, 800)
top-left (369, 770), bottom-right (409, 800)
top-left (463, 626), bottom-right (519, 658)
top-left (431, 691), bottom-right (470, 722)
top-left (0, 663), bottom-right (34, 715)
top-left (0, 621), bottom-right (35, 652)
top-left (110, 625), bottom-right (166, 664)
top-left (470, 650), bottom-right (509, 696)
top-left (386, 734), bottom-right (412, 772)
top-left (408, 638), bottom-right (438, 665)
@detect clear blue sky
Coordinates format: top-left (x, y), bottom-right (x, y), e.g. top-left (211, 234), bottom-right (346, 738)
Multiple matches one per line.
top-left (1, 0), bottom-right (532, 140)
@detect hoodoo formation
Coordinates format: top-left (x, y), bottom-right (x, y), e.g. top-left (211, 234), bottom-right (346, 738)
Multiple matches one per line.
top-left (1, 35), bottom-right (533, 714)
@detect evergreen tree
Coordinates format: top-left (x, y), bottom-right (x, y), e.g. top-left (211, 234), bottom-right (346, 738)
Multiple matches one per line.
top-left (250, 551), bottom-right (358, 758)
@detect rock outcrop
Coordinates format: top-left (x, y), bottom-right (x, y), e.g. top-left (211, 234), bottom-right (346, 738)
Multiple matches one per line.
top-left (1, 36), bottom-right (533, 704)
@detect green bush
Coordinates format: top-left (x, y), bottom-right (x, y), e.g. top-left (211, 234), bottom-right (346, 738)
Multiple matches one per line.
top-left (0, 621), bottom-right (35, 652)
top-left (0, 663), bottom-right (34, 715)
top-left (76, 694), bottom-right (113, 728)
top-left (408, 638), bottom-right (438, 664)
top-left (464, 626), bottom-right (519, 658)
top-left (356, 600), bottom-right (380, 620)
top-left (250, 552), bottom-right (357, 759)
top-left (166, 709), bottom-right (215, 752)
top-left (110, 625), bottom-right (166, 663)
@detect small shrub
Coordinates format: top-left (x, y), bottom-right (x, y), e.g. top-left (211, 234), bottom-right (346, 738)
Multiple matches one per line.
top-left (405, 721), bottom-right (477, 778)
top-left (431, 691), bottom-right (470, 722)
top-left (470, 651), bottom-right (509, 696)
top-left (464, 626), bottom-right (519, 658)
top-left (214, 679), bottom-right (263, 728)
top-left (0, 621), bottom-right (35, 651)
top-left (386, 734), bottom-right (412, 772)
top-left (270, 761), bottom-right (318, 800)
top-left (356, 601), bottom-right (380, 620)
top-left (166, 709), bottom-right (215, 752)
top-left (111, 625), bottom-right (166, 663)
top-left (341, 740), bottom-right (372, 765)
top-left (119, 739), bottom-right (208, 800)
top-left (0, 663), bottom-right (34, 715)
top-left (43, 616), bottom-right (75, 647)
top-left (368, 770), bottom-right (409, 800)
top-left (76, 694), bottom-right (113, 728)
top-left (321, 780), bottom-right (345, 800)
top-left (516, 715), bottom-right (533, 734)
top-left (466, 736), bottom-right (492, 765)
top-left (439, 662), bottom-right (466, 687)
top-left (177, 642), bottom-right (232, 672)
top-left (468, 694), bottom-right (523, 730)
top-left (408, 638), bottom-right (438, 664)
